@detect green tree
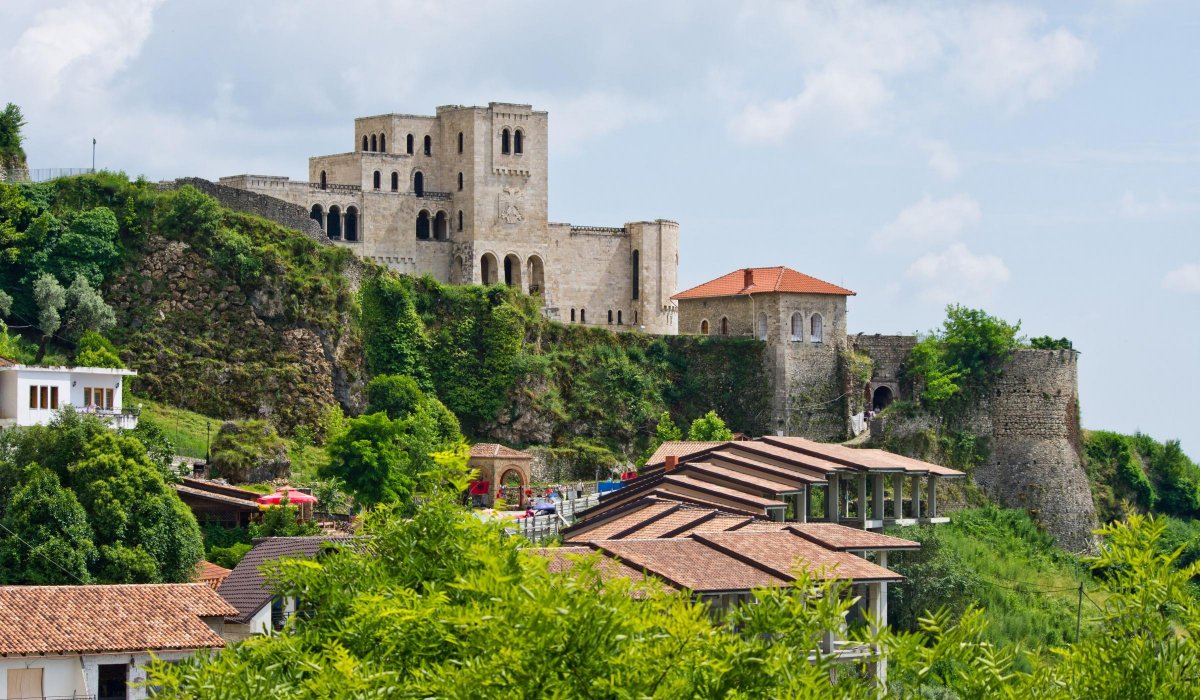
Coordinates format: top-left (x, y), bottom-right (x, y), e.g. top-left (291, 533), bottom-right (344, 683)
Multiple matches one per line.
top-left (687, 410), bottom-right (734, 441)
top-left (62, 274), bottom-right (115, 342)
top-left (209, 419), bottom-right (289, 483)
top-left (0, 464), bottom-right (95, 584)
top-left (31, 272), bottom-right (65, 362)
top-left (904, 305), bottom-right (1022, 408)
top-left (73, 330), bottom-right (124, 368)
top-left (36, 207), bottom-right (121, 288)
top-left (321, 412), bottom-right (414, 509)
top-left (366, 374), bottom-right (426, 420)
top-left (0, 103), bottom-right (27, 172)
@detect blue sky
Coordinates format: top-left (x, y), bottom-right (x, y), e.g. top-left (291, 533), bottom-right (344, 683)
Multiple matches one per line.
top-left (2, 0), bottom-right (1197, 456)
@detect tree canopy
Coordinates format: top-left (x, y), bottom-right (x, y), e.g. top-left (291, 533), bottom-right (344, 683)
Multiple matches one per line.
top-left (687, 409), bottom-right (734, 441)
top-left (0, 103), bottom-right (26, 172)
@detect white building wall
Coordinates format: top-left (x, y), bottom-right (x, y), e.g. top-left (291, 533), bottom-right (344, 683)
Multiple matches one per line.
top-left (0, 650), bottom-right (197, 700)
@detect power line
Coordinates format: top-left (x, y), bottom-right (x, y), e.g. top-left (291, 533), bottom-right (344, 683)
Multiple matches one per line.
top-left (0, 520), bottom-right (88, 585)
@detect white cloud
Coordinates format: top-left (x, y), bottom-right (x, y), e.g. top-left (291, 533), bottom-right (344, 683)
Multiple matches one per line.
top-left (920, 139), bottom-right (961, 179)
top-left (535, 92), bottom-right (664, 154)
top-left (737, 68), bottom-right (890, 142)
top-left (905, 243), bottom-right (1010, 303)
top-left (1163, 263), bottom-right (1200, 294)
top-left (729, 2), bottom-right (1094, 142)
top-left (1119, 191), bottom-right (1193, 218)
top-left (951, 5), bottom-right (1096, 108)
top-left (872, 194), bottom-right (981, 250)
top-left (5, 0), bottom-right (163, 101)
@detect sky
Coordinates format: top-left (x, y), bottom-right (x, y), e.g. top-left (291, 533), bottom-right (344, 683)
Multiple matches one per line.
top-left (1, 0), bottom-right (1197, 456)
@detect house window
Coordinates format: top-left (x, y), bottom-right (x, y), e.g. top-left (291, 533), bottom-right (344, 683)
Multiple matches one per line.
top-left (580, 309), bottom-right (586, 323)
top-left (370, 134), bottom-right (377, 152)
top-left (83, 387), bottom-right (114, 410)
top-left (810, 314), bottom-right (824, 343)
top-left (40, 386), bottom-right (48, 410)
top-left (617, 310), bottom-right (623, 325)
top-left (791, 312), bottom-right (803, 341)
top-left (501, 128), bottom-right (511, 154)
top-left (28, 385), bottom-right (36, 408)
top-left (570, 309), bottom-right (576, 322)
top-left (720, 317), bottom-right (729, 335)
top-left (362, 135), bottom-right (368, 152)
top-left (50, 386), bottom-right (58, 409)
top-left (457, 210), bottom-right (463, 231)
top-left (608, 310), bottom-right (613, 324)
top-left (406, 134), bottom-right (414, 154)
top-left (391, 172), bottom-right (399, 191)
top-left (458, 172), bottom-right (463, 190)
top-left (373, 171), bottom-right (381, 190)
top-left (379, 133), bottom-right (386, 152)
top-left (631, 249), bottom-right (640, 300)
top-left (7, 668), bottom-right (43, 699)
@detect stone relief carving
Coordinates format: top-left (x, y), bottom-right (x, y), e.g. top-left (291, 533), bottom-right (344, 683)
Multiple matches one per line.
top-left (498, 186), bottom-right (524, 225)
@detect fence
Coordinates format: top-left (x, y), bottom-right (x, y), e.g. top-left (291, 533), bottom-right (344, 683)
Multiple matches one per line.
top-left (1, 167), bottom-right (95, 183)
top-left (509, 512), bottom-right (568, 543)
top-left (557, 493), bottom-right (601, 521)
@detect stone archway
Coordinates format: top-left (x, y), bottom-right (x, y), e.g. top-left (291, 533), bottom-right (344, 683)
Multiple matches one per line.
top-left (872, 385), bottom-right (894, 411)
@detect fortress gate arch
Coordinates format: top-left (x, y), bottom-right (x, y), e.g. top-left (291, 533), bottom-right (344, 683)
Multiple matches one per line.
top-left (310, 204), bottom-right (324, 231)
top-left (872, 386), bottom-right (894, 412)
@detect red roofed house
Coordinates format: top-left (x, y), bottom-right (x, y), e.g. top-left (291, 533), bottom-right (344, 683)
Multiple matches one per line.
top-left (468, 443), bottom-right (533, 508)
top-left (673, 266), bottom-right (856, 438)
top-left (0, 583), bottom-right (236, 700)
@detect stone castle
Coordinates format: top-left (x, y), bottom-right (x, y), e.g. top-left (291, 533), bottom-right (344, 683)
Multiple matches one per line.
top-left (220, 102), bottom-right (679, 335)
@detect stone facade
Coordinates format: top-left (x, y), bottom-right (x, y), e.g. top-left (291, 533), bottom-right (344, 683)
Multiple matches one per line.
top-left (677, 290), bottom-right (849, 439)
top-left (850, 334), bottom-right (917, 411)
top-left (220, 102), bottom-right (679, 334)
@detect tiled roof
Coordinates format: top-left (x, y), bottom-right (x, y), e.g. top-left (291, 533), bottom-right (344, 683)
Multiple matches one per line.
top-left (627, 508), bottom-right (713, 539)
top-left (0, 357), bottom-right (13, 367)
top-left (762, 436), bottom-right (965, 477)
top-left (469, 443), bottom-right (533, 459)
top-left (663, 474), bottom-right (787, 510)
top-left (644, 441), bottom-right (725, 468)
top-left (218, 536), bottom-right (354, 624)
top-left (788, 523), bottom-right (920, 551)
top-left (530, 546), bottom-right (648, 590)
top-left (680, 462), bottom-right (806, 496)
top-left (672, 266), bottom-right (855, 300)
top-left (173, 483), bottom-right (262, 510)
top-left (694, 531), bottom-right (903, 583)
top-left (596, 539), bottom-right (783, 592)
top-left (179, 477), bottom-right (261, 501)
top-left (0, 584), bottom-right (236, 656)
top-left (675, 514), bottom-right (754, 536)
top-left (565, 501), bottom-right (678, 542)
top-left (196, 560), bottom-right (232, 590)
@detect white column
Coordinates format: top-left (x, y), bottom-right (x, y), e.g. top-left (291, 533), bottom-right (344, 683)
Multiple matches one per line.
top-left (872, 474), bottom-right (885, 526)
top-left (929, 475), bottom-right (939, 518)
top-left (858, 473), bottom-right (869, 529)
top-left (870, 552), bottom-right (890, 687)
top-left (911, 475), bottom-right (922, 520)
top-left (892, 473), bottom-right (904, 520)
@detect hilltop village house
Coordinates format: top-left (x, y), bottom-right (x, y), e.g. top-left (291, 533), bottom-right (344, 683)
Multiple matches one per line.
top-left (0, 359), bottom-right (137, 429)
top-left (0, 584), bottom-right (235, 700)
top-left (220, 102), bottom-right (679, 334)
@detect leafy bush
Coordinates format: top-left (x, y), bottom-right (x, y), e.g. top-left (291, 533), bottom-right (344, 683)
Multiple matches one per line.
top-left (207, 542), bottom-right (252, 569)
top-left (904, 305), bottom-right (1021, 410)
top-left (1086, 430), bottom-right (1200, 522)
top-left (250, 501), bottom-right (320, 539)
top-left (1029, 336), bottom-right (1073, 350)
top-left (209, 419), bottom-right (289, 483)
top-left (687, 410), bottom-right (734, 441)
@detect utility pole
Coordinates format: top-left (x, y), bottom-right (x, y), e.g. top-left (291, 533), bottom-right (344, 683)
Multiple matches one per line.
top-left (206, 420), bottom-right (212, 462)
top-left (91, 138), bottom-right (96, 173)
top-left (1075, 582), bottom-right (1083, 644)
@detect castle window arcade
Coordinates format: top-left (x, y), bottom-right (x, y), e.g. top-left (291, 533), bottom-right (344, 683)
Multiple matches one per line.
top-left (416, 210), bottom-right (431, 240)
top-left (379, 133), bottom-right (386, 152)
top-left (423, 135), bottom-right (432, 156)
top-left (373, 171), bottom-right (381, 190)
top-left (434, 211), bottom-right (449, 241)
top-left (328, 205), bottom-right (342, 239)
top-left (362, 136), bottom-right (368, 152)
top-left (391, 172), bottom-right (399, 192)
top-left (406, 134), bottom-right (414, 155)
top-left (501, 128), bottom-right (511, 154)
top-left (310, 204), bottom-right (323, 230)
top-left (514, 129), bottom-right (524, 154)
top-left (371, 135), bottom-right (377, 152)
top-left (345, 206), bottom-right (358, 241)
top-left (413, 171), bottom-right (424, 197)
top-left (790, 312), bottom-right (803, 342)
top-left (458, 132), bottom-right (464, 153)
top-left (319, 171), bottom-right (327, 190)
top-left (457, 210), bottom-right (463, 231)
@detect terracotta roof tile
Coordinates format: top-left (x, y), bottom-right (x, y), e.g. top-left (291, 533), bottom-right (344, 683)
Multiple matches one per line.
top-left (595, 539), bottom-right (785, 592)
top-left (762, 436), bottom-right (965, 477)
top-left (529, 546), bottom-right (648, 590)
top-left (679, 462), bottom-right (806, 496)
top-left (673, 266), bottom-right (855, 300)
top-left (694, 531), bottom-right (903, 583)
top-left (196, 560), bottom-right (232, 590)
top-left (788, 523), bottom-right (920, 551)
top-left (0, 584), bottom-right (236, 655)
top-left (469, 443), bottom-right (533, 459)
top-left (644, 441), bottom-right (725, 468)
top-left (565, 501), bottom-right (677, 543)
top-left (218, 536), bottom-right (355, 624)
top-left (626, 509), bottom-right (713, 539)
top-left (173, 483), bottom-right (262, 510)
top-left (675, 514), bottom-right (755, 536)
top-left (663, 474), bottom-right (787, 510)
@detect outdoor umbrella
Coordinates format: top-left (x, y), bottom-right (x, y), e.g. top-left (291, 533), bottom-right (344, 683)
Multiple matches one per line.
top-left (256, 487), bottom-right (319, 506)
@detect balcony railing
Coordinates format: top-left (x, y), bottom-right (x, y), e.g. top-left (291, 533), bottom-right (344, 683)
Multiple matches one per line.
top-left (309, 182), bottom-right (362, 192)
top-left (2, 167), bottom-right (95, 183)
top-left (416, 191), bottom-right (452, 200)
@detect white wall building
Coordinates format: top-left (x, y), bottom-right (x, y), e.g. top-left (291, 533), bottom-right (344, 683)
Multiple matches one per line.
top-left (0, 360), bottom-right (137, 429)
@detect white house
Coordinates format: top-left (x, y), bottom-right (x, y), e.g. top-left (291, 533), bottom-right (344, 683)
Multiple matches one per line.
top-left (0, 359), bottom-right (137, 429)
top-left (0, 583), bottom-right (236, 700)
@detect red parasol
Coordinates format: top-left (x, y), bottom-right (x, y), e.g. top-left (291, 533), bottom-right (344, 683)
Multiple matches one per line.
top-left (256, 487), bottom-right (319, 506)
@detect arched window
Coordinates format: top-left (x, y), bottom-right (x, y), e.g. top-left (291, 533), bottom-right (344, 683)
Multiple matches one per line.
top-left (319, 171), bottom-right (327, 190)
top-left (415, 210), bottom-right (431, 240)
top-left (570, 309), bottom-right (576, 322)
top-left (379, 133), bottom-right (386, 152)
top-left (790, 312), bottom-right (803, 341)
top-left (373, 171), bottom-right (381, 190)
top-left (413, 171), bottom-right (424, 197)
top-left (480, 253), bottom-right (498, 284)
top-left (617, 310), bottom-right (623, 325)
top-left (362, 136), bottom-right (368, 152)
top-left (458, 172), bottom-right (463, 191)
top-left (514, 129), bottom-right (524, 154)
top-left (310, 204), bottom-right (324, 231)
top-left (720, 317), bottom-right (729, 335)
top-left (391, 172), bottom-right (399, 192)
top-left (423, 135), bottom-right (431, 156)
top-left (700, 320), bottom-right (709, 335)
top-left (503, 254), bottom-right (522, 288)
top-left (501, 128), bottom-right (511, 154)
top-left (327, 205), bottom-right (342, 239)
top-left (344, 206), bottom-right (358, 241)
top-left (457, 210), bottom-right (463, 231)
top-left (370, 135), bottom-right (377, 152)
top-left (527, 255), bottom-right (544, 294)
top-left (406, 134), bottom-right (414, 154)
top-left (631, 250), bottom-right (640, 300)
top-left (458, 131), bottom-right (464, 153)
top-left (434, 211), bottom-right (448, 240)
top-left (608, 310), bottom-right (613, 324)
top-left (580, 309), bottom-right (586, 323)
top-left (757, 313), bottom-right (768, 340)
top-left (810, 314), bottom-right (824, 343)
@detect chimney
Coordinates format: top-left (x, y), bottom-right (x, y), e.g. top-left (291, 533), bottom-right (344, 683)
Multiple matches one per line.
top-left (743, 268), bottom-right (753, 289)
top-left (664, 455), bottom-right (678, 472)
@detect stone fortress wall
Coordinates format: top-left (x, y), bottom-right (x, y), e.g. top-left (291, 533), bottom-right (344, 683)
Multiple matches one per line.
top-left (220, 102), bottom-right (679, 335)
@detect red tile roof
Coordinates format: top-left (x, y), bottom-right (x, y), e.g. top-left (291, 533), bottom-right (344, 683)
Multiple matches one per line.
top-left (529, 546), bottom-right (650, 592)
top-left (196, 560), bottom-right (232, 590)
top-left (596, 539), bottom-right (783, 592)
top-left (469, 443), bottom-right (533, 459)
top-left (0, 584), bottom-right (236, 656)
top-left (644, 441), bottom-right (725, 468)
top-left (694, 531), bottom-right (903, 583)
top-left (762, 436), bottom-right (965, 477)
top-left (673, 266), bottom-right (855, 301)
top-left (788, 523), bottom-right (919, 551)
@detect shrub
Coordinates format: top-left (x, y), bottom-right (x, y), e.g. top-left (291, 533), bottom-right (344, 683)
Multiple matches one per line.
top-left (209, 419), bottom-right (289, 483)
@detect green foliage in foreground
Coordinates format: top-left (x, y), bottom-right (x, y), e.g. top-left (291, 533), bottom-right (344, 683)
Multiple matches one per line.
top-left (0, 410), bottom-right (202, 584)
top-left (148, 450), bottom-right (1200, 699)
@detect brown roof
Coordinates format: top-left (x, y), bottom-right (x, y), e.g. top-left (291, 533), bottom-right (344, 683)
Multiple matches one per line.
top-left (0, 584), bottom-right (236, 656)
top-left (663, 474), bottom-right (787, 510)
top-left (596, 539), bottom-right (783, 592)
top-left (694, 531), bottom-right (903, 583)
top-left (627, 508), bottom-right (714, 539)
top-left (673, 266), bottom-right (855, 300)
top-left (762, 436), bottom-right (965, 477)
top-left (179, 477), bottom-right (262, 501)
top-left (218, 536), bottom-right (354, 624)
top-left (644, 441), bottom-right (725, 468)
top-left (0, 357), bottom-right (13, 368)
top-left (173, 483), bottom-right (262, 510)
top-left (675, 514), bottom-right (755, 536)
top-left (469, 443), bottom-right (533, 459)
top-left (680, 462), bottom-right (807, 496)
top-left (529, 546), bottom-right (649, 591)
top-left (565, 500), bottom-right (678, 542)
top-left (788, 523), bottom-right (920, 551)
top-left (196, 560), bottom-right (232, 590)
